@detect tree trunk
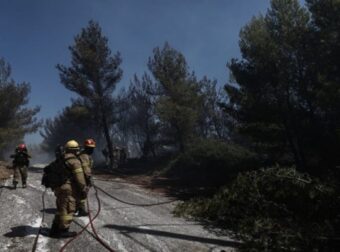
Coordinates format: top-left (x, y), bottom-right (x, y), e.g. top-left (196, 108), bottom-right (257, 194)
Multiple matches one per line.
top-left (101, 111), bottom-right (115, 169)
top-left (283, 121), bottom-right (305, 170)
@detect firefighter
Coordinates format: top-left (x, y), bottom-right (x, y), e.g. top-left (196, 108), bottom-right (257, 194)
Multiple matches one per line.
top-left (76, 138), bottom-right (96, 216)
top-left (49, 140), bottom-right (88, 238)
top-left (10, 144), bottom-right (31, 189)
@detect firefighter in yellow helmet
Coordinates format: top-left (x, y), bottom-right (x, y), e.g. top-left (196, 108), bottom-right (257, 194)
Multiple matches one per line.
top-left (49, 140), bottom-right (88, 238)
top-left (76, 138), bottom-right (96, 216)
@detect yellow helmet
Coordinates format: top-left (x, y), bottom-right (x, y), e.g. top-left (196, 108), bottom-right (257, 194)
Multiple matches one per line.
top-left (65, 140), bottom-right (80, 150)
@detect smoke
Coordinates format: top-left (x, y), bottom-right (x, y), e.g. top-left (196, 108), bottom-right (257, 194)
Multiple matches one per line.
top-left (26, 144), bottom-right (54, 165)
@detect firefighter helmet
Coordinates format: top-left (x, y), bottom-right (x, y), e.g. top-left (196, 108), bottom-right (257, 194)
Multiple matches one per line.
top-left (84, 138), bottom-right (96, 148)
top-left (18, 144), bottom-right (26, 150)
top-left (65, 140), bottom-right (80, 150)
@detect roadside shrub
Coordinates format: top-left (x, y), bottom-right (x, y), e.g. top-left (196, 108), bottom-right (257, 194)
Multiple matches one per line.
top-left (0, 161), bottom-right (11, 180)
top-left (165, 138), bottom-right (258, 186)
top-left (174, 167), bottom-right (340, 251)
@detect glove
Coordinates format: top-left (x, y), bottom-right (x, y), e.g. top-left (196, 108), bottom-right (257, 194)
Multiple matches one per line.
top-left (80, 186), bottom-right (89, 199)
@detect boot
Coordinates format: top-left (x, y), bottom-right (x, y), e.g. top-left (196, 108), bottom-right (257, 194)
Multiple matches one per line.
top-left (13, 181), bottom-right (18, 189)
top-left (49, 222), bottom-right (59, 237)
top-left (22, 182), bottom-right (27, 188)
top-left (50, 225), bottom-right (77, 238)
top-left (55, 228), bottom-right (77, 238)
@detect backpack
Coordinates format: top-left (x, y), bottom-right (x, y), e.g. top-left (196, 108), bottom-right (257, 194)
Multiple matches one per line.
top-left (13, 152), bottom-right (29, 166)
top-left (41, 159), bottom-right (69, 189)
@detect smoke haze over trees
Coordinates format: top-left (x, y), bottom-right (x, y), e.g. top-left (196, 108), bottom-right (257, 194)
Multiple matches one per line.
top-left (40, 100), bottom-right (99, 150)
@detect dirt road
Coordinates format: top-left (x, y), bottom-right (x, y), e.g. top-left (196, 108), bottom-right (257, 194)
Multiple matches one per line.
top-left (0, 164), bottom-right (237, 252)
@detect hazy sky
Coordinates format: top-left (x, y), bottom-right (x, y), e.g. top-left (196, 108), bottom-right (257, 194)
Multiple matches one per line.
top-left (0, 0), bottom-right (272, 144)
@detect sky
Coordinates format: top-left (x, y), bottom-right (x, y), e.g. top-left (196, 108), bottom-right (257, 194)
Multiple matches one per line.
top-left (0, 0), bottom-right (273, 144)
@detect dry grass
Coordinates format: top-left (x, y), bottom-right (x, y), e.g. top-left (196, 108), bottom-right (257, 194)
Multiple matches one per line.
top-left (0, 161), bottom-right (11, 180)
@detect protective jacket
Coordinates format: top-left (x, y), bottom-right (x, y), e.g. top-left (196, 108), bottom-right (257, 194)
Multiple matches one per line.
top-left (64, 153), bottom-right (87, 191)
top-left (78, 151), bottom-right (93, 186)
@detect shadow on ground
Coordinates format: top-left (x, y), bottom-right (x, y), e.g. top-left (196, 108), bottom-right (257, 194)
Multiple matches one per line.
top-left (0, 185), bottom-right (15, 190)
top-left (104, 224), bottom-right (241, 248)
top-left (40, 208), bottom-right (57, 214)
top-left (4, 226), bottom-right (43, 238)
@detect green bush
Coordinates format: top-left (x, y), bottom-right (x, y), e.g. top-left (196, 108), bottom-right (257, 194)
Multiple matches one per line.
top-left (165, 139), bottom-right (258, 186)
top-left (174, 167), bottom-right (340, 251)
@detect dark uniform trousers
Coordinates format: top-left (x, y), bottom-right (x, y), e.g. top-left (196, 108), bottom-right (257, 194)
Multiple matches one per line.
top-left (13, 165), bottom-right (27, 185)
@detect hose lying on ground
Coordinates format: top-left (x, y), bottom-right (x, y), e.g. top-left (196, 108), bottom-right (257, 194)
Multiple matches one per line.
top-left (87, 186), bottom-right (115, 252)
top-left (94, 184), bottom-right (176, 207)
top-left (31, 188), bottom-right (47, 252)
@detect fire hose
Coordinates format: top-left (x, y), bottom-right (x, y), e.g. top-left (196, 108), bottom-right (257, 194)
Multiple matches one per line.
top-left (33, 176), bottom-right (174, 251)
top-left (94, 184), bottom-right (176, 207)
top-left (31, 189), bottom-right (47, 252)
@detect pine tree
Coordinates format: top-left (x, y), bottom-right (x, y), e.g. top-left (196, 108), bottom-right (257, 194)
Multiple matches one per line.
top-left (148, 43), bottom-right (202, 152)
top-left (224, 0), bottom-right (317, 170)
top-left (223, 0), bottom-right (340, 173)
top-left (125, 73), bottom-right (159, 158)
top-left (57, 20), bottom-right (123, 168)
top-left (0, 58), bottom-right (41, 155)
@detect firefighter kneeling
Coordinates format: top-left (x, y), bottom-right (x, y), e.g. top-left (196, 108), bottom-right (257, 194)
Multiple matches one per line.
top-left (46, 140), bottom-right (88, 238)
